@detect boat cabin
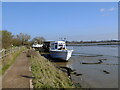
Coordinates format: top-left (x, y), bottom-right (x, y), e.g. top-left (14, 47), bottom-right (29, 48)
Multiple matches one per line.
top-left (32, 41), bottom-right (43, 48)
top-left (50, 41), bottom-right (66, 50)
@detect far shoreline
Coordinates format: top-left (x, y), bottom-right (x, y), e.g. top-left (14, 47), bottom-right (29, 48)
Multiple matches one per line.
top-left (66, 41), bottom-right (120, 46)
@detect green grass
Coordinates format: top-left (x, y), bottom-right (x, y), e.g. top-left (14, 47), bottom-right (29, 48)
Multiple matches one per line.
top-left (29, 50), bottom-right (75, 88)
top-left (0, 47), bottom-right (25, 75)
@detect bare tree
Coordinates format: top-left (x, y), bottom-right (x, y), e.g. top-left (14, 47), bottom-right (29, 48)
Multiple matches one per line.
top-left (17, 33), bottom-right (31, 45)
top-left (32, 36), bottom-right (45, 44)
top-left (12, 35), bottom-right (22, 46)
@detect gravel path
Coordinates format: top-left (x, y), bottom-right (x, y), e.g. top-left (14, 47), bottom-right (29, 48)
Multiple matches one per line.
top-left (2, 50), bottom-right (31, 88)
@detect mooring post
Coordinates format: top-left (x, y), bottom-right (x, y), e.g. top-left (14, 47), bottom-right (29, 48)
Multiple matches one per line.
top-left (67, 68), bottom-right (71, 80)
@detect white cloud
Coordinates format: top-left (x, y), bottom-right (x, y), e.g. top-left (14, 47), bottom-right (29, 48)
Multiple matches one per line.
top-left (108, 7), bottom-right (116, 11)
top-left (100, 8), bottom-right (105, 12)
top-left (100, 7), bottom-right (116, 13)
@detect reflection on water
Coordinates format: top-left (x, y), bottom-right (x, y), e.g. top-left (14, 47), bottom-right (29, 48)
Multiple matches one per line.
top-left (44, 45), bottom-right (118, 88)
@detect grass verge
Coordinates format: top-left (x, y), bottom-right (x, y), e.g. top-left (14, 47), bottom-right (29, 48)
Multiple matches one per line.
top-left (29, 50), bottom-right (75, 88)
top-left (0, 47), bottom-right (25, 75)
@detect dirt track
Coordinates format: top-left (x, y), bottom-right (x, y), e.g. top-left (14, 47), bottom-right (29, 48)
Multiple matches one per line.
top-left (2, 50), bottom-right (31, 88)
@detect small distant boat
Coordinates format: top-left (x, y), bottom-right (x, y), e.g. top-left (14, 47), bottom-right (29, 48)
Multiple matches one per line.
top-left (50, 41), bottom-right (73, 61)
top-left (32, 44), bottom-right (43, 48)
top-left (32, 41), bottom-right (43, 48)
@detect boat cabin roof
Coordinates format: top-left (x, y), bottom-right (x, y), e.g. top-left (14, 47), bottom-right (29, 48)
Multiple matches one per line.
top-left (51, 41), bottom-right (65, 44)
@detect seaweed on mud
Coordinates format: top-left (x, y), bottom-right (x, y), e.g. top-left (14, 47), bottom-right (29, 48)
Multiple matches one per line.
top-left (59, 66), bottom-right (83, 77)
top-left (81, 60), bottom-right (103, 64)
top-left (103, 70), bottom-right (110, 74)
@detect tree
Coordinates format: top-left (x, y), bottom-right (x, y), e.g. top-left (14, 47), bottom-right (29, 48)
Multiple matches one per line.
top-left (12, 35), bottom-right (22, 46)
top-left (32, 36), bottom-right (45, 44)
top-left (1, 30), bottom-right (13, 49)
top-left (16, 33), bottom-right (31, 45)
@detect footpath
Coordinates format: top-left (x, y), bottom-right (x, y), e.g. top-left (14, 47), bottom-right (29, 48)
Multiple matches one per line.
top-left (2, 50), bottom-right (31, 88)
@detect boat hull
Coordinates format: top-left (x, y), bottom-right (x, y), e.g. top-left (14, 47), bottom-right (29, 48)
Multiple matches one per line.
top-left (50, 50), bottom-right (73, 61)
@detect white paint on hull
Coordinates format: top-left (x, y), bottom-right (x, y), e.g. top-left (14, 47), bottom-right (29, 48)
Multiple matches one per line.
top-left (50, 50), bottom-right (73, 61)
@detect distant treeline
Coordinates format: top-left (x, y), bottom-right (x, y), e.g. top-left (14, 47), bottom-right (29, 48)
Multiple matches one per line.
top-left (0, 30), bottom-right (45, 49)
top-left (66, 40), bottom-right (120, 45)
top-left (1, 30), bottom-right (119, 49)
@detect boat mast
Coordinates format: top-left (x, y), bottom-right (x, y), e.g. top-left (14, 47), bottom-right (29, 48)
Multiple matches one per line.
top-left (59, 37), bottom-right (66, 41)
top-left (64, 38), bottom-right (66, 42)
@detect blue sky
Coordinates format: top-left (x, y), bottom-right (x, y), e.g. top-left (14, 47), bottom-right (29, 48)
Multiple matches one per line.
top-left (2, 2), bottom-right (118, 41)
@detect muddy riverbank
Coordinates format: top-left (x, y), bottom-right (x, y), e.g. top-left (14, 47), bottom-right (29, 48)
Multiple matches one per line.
top-left (42, 45), bottom-right (118, 88)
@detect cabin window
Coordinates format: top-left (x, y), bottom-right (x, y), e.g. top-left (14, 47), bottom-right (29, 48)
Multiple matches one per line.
top-left (55, 44), bottom-right (57, 49)
top-left (59, 45), bottom-right (63, 46)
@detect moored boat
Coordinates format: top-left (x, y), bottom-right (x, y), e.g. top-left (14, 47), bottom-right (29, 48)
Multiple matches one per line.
top-left (50, 41), bottom-right (73, 61)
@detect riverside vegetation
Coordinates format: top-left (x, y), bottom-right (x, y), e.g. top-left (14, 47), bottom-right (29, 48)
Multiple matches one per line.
top-left (1, 47), bottom-right (25, 75)
top-left (27, 49), bottom-right (76, 88)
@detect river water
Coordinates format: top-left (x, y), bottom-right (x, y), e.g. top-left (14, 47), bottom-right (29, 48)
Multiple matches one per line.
top-left (51, 45), bottom-right (119, 88)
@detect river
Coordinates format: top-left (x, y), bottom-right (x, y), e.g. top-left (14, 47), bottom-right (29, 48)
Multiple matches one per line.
top-left (51, 45), bottom-right (118, 88)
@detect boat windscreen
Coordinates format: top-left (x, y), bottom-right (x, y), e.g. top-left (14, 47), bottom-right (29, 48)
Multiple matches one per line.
top-left (59, 45), bottom-right (63, 46)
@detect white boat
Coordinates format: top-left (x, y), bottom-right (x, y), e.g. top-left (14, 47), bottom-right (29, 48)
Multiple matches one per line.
top-left (50, 41), bottom-right (73, 61)
top-left (32, 44), bottom-right (43, 48)
top-left (32, 41), bottom-right (43, 48)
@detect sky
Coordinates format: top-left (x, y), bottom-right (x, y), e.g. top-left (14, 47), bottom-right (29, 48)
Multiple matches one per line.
top-left (2, 0), bottom-right (120, 2)
top-left (2, 2), bottom-right (118, 41)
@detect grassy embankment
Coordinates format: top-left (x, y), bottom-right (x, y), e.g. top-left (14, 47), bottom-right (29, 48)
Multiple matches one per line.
top-left (0, 47), bottom-right (25, 75)
top-left (28, 49), bottom-right (75, 88)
